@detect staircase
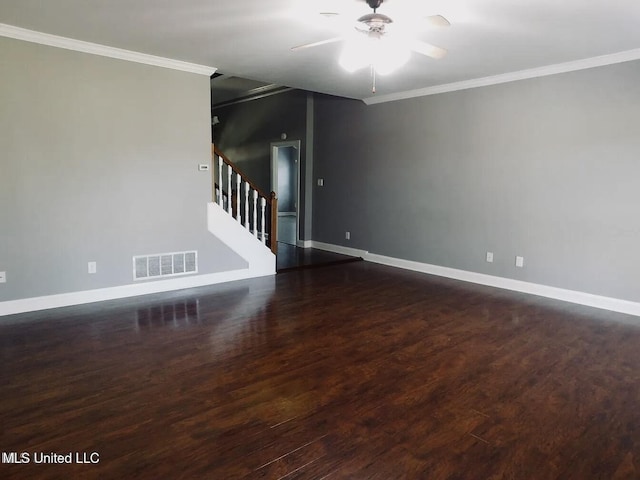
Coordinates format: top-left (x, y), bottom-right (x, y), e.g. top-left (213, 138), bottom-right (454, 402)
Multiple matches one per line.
top-left (207, 146), bottom-right (277, 277)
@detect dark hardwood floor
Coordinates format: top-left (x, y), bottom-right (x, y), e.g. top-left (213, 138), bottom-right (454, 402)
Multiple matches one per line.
top-left (1, 262), bottom-right (640, 479)
top-left (276, 243), bottom-right (361, 271)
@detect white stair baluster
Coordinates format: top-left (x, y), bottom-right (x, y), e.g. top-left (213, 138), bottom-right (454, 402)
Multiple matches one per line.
top-left (252, 191), bottom-right (258, 237)
top-left (226, 164), bottom-right (232, 215)
top-left (217, 156), bottom-right (223, 206)
top-left (260, 197), bottom-right (266, 244)
top-left (244, 182), bottom-right (250, 229)
top-left (236, 174), bottom-right (241, 222)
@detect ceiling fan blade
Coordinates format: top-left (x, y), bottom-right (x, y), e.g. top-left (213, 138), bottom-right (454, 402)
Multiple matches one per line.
top-left (424, 15), bottom-right (451, 28)
top-left (291, 36), bottom-right (343, 51)
top-left (410, 41), bottom-right (448, 59)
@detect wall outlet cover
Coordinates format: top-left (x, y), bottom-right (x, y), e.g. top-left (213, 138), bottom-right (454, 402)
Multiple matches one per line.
top-left (516, 256), bottom-right (524, 268)
top-left (0, 271), bottom-right (6, 283)
top-left (486, 252), bottom-right (494, 263)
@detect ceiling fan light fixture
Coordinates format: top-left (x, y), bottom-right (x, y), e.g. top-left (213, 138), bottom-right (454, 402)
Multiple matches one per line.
top-left (373, 41), bottom-right (411, 75)
top-left (339, 37), bottom-right (410, 75)
top-left (338, 37), bottom-right (374, 72)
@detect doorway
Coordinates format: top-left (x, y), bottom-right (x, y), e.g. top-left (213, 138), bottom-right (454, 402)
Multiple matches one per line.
top-left (271, 140), bottom-right (301, 247)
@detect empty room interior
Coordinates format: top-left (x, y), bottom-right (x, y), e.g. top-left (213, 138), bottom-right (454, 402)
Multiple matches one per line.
top-left (2, 1), bottom-right (640, 478)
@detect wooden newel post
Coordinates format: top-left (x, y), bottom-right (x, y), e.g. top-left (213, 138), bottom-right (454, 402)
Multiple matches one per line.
top-left (270, 191), bottom-right (278, 255)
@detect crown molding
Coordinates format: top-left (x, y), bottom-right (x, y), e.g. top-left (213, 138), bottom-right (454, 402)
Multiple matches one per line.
top-left (0, 23), bottom-right (217, 76)
top-left (363, 48), bottom-right (640, 105)
top-left (212, 86), bottom-right (294, 108)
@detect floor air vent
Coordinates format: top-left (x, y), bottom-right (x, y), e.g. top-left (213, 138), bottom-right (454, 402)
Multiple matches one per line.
top-left (133, 251), bottom-right (197, 281)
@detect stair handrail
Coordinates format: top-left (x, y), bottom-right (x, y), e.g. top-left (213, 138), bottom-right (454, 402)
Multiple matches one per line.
top-left (212, 145), bottom-right (278, 255)
top-left (213, 146), bottom-right (270, 200)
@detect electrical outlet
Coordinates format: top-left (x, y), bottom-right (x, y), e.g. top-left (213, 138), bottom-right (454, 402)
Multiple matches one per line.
top-left (345, 231), bottom-right (351, 240)
top-left (88, 262), bottom-right (97, 274)
top-left (515, 256), bottom-right (524, 268)
top-left (486, 252), bottom-right (494, 263)
top-left (317, 178), bottom-right (324, 187)
top-left (0, 271), bottom-right (6, 283)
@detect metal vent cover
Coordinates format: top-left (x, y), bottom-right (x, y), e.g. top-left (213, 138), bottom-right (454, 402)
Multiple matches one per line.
top-left (133, 251), bottom-right (197, 281)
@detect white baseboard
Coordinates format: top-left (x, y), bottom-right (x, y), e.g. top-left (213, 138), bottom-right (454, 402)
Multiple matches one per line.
top-left (0, 268), bottom-right (270, 317)
top-left (310, 241), bottom-right (640, 318)
top-left (297, 240), bottom-right (313, 248)
top-left (1, 201), bottom-right (277, 317)
top-left (6, 242), bottom-right (638, 319)
top-left (310, 241), bottom-right (368, 258)
top-left (365, 253), bottom-right (640, 318)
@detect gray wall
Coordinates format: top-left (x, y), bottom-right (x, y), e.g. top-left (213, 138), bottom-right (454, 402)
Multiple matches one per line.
top-left (313, 60), bottom-right (640, 302)
top-left (0, 37), bottom-right (246, 302)
top-left (213, 89), bottom-right (312, 240)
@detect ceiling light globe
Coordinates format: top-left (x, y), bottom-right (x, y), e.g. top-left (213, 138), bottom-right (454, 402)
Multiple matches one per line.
top-left (374, 42), bottom-right (411, 75)
top-left (339, 37), bottom-right (373, 73)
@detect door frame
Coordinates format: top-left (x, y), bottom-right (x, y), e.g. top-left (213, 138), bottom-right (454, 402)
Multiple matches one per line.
top-left (270, 140), bottom-right (301, 246)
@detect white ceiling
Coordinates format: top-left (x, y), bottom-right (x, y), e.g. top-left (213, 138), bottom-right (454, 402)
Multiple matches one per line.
top-left (2, 0), bottom-right (640, 102)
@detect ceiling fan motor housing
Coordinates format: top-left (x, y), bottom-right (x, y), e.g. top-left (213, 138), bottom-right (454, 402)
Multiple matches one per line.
top-left (365, 0), bottom-right (384, 12)
top-left (357, 13), bottom-right (393, 34)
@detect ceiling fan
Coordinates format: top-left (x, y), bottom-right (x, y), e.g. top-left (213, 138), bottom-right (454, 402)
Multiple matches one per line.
top-left (292, 0), bottom-right (450, 86)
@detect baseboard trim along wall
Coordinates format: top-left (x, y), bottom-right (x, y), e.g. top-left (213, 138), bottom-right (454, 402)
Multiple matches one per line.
top-left (0, 268), bottom-right (269, 317)
top-left (310, 241), bottom-right (640, 319)
top-left (309, 241), bottom-right (368, 258)
top-left (5, 242), bottom-right (638, 319)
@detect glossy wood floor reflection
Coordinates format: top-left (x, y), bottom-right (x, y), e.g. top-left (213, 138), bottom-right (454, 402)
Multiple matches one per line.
top-left (276, 243), bottom-right (361, 272)
top-left (2, 262), bottom-right (640, 479)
